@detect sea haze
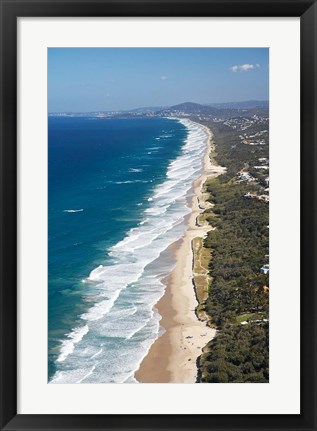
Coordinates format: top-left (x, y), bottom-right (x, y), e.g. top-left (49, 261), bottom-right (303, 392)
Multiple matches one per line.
top-left (48, 116), bottom-right (208, 383)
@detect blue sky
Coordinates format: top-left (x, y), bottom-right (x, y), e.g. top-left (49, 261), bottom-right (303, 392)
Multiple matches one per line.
top-left (48, 48), bottom-right (269, 112)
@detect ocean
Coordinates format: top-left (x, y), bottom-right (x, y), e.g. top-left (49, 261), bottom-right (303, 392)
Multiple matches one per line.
top-left (48, 116), bottom-right (208, 383)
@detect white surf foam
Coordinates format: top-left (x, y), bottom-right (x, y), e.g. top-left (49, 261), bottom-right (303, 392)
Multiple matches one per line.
top-left (56, 325), bottom-right (89, 362)
top-left (90, 348), bottom-right (103, 359)
top-left (129, 168), bottom-right (143, 173)
top-left (76, 364), bottom-right (97, 383)
top-left (63, 209), bottom-right (84, 213)
top-left (114, 180), bottom-right (148, 184)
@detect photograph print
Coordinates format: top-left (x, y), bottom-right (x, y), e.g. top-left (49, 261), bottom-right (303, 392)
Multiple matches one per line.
top-left (48, 48), bottom-right (269, 384)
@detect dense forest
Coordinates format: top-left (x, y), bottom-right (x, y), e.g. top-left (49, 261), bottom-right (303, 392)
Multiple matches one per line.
top-left (194, 117), bottom-right (270, 383)
top-left (198, 323), bottom-right (269, 383)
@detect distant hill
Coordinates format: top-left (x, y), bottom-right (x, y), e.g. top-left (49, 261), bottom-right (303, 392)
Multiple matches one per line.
top-left (127, 105), bottom-right (169, 113)
top-left (158, 101), bottom-right (269, 118)
top-left (206, 100), bottom-right (269, 110)
top-left (159, 102), bottom-right (220, 115)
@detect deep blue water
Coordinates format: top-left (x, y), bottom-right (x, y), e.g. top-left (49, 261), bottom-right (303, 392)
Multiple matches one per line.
top-left (48, 117), bottom-right (191, 382)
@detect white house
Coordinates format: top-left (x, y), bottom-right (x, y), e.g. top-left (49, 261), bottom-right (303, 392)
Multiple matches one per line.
top-left (260, 264), bottom-right (269, 275)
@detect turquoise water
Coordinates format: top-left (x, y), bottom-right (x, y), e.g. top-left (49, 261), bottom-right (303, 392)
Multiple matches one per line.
top-left (48, 116), bottom-right (207, 383)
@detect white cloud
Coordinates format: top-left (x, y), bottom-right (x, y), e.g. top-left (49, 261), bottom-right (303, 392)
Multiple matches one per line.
top-left (160, 76), bottom-right (167, 80)
top-left (230, 65), bottom-right (239, 73)
top-left (240, 64), bottom-right (255, 71)
top-left (230, 63), bottom-right (260, 72)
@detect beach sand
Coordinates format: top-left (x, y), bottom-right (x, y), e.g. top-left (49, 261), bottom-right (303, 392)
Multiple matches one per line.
top-left (135, 124), bottom-right (226, 383)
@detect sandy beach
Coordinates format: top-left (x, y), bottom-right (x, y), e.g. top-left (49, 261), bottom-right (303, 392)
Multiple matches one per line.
top-left (135, 123), bottom-right (226, 383)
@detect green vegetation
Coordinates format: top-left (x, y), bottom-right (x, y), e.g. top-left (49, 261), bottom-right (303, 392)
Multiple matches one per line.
top-left (192, 236), bottom-right (212, 321)
top-left (193, 117), bottom-right (269, 383)
top-left (203, 177), bottom-right (269, 327)
top-left (198, 323), bottom-right (269, 383)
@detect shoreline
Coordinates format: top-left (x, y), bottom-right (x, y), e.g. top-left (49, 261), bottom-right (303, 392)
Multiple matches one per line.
top-left (135, 122), bottom-right (226, 383)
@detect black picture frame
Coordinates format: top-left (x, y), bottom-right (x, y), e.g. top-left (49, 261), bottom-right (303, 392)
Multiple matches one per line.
top-left (0, 1), bottom-right (316, 430)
